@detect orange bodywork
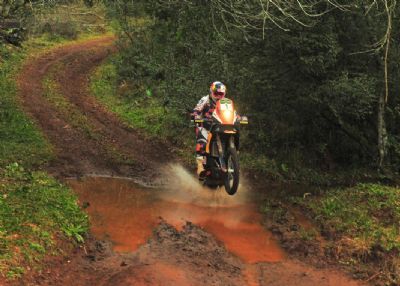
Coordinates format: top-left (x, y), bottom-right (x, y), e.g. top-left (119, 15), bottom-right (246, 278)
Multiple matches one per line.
top-left (215, 99), bottom-right (235, 125)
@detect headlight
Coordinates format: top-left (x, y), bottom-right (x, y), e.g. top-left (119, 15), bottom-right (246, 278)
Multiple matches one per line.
top-left (222, 110), bottom-right (234, 124)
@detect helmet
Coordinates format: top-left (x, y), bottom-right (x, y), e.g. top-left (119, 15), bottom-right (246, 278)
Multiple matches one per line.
top-left (210, 81), bottom-right (226, 102)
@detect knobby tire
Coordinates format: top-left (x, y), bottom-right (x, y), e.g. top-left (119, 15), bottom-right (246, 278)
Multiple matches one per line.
top-left (224, 146), bottom-right (239, 195)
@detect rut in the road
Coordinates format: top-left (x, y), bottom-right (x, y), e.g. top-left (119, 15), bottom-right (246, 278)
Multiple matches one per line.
top-left (18, 36), bottom-right (169, 182)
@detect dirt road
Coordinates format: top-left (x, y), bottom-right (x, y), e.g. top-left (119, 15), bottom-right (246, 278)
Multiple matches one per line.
top-left (18, 36), bottom-right (167, 184)
top-left (13, 36), bottom-right (368, 286)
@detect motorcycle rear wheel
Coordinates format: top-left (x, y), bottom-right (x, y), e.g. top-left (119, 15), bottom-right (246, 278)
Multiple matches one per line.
top-left (224, 146), bottom-right (239, 195)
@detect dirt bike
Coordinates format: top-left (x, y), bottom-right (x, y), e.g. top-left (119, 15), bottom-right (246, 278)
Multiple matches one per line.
top-left (192, 98), bottom-right (248, 195)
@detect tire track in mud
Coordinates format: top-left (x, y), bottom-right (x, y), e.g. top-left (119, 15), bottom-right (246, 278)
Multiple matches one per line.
top-left (18, 36), bottom-right (168, 182)
top-left (14, 37), bottom-right (369, 286)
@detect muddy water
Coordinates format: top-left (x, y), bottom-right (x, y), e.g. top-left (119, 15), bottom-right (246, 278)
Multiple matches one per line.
top-left (68, 174), bottom-right (284, 264)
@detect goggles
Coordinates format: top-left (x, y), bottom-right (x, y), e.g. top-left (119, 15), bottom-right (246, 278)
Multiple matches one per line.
top-left (213, 91), bottom-right (225, 98)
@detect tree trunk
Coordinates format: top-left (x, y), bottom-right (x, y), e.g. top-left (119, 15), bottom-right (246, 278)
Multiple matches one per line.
top-left (378, 0), bottom-right (393, 170)
top-left (377, 92), bottom-right (388, 169)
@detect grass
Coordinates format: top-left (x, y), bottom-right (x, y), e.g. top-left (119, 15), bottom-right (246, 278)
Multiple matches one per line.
top-left (90, 61), bottom-right (194, 163)
top-left (0, 0), bottom-right (120, 280)
top-left (0, 4), bottom-right (113, 167)
top-left (42, 73), bottom-right (135, 165)
top-left (90, 62), bottom-right (182, 135)
top-left (0, 17), bottom-right (107, 279)
top-left (0, 44), bottom-right (53, 168)
top-left (292, 183), bottom-right (400, 284)
top-left (0, 163), bottom-right (88, 278)
top-left (42, 75), bottom-right (98, 140)
top-left (260, 184), bottom-right (400, 284)
top-left (298, 184), bottom-right (400, 252)
top-left (0, 22), bottom-right (113, 168)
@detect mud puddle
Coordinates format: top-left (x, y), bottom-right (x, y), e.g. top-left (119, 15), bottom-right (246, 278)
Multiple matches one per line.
top-left (68, 169), bottom-right (284, 264)
top-left (65, 167), bottom-right (366, 286)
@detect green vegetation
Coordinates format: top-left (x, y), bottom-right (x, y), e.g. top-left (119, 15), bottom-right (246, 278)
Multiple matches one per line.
top-left (0, 0), bottom-right (109, 278)
top-left (292, 184), bottom-right (400, 284)
top-left (89, 4), bottom-right (400, 284)
top-left (0, 45), bottom-right (53, 168)
top-left (43, 72), bottom-right (134, 164)
top-left (2, 0), bottom-right (400, 284)
top-left (299, 184), bottom-right (400, 252)
top-left (0, 163), bottom-right (88, 278)
top-left (90, 61), bottom-right (193, 161)
top-left (28, 2), bottom-right (109, 41)
top-left (260, 183), bottom-right (400, 284)
top-left (0, 43), bottom-right (89, 278)
top-left (1, 0), bottom-right (108, 45)
top-left (102, 0), bottom-right (400, 183)
top-left (43, 75), bottom-right (98, 139)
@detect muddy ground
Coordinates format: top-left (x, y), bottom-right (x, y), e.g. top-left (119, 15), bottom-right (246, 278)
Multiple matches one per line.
top-left (7, 36), bottom-right (370, 286)
top-left (18, 36), bottom-right (168, 184)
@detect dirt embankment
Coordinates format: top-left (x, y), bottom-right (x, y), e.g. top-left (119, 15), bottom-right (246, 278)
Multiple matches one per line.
top-left (10, 36), bottom-right (369, 286)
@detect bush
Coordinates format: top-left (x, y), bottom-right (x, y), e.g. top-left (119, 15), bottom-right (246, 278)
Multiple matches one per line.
top-left (40, 20), bottom-right (79, 40)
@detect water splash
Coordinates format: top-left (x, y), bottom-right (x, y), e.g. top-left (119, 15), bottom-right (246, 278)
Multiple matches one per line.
top-left (160, 163), bottom-right (252, 207)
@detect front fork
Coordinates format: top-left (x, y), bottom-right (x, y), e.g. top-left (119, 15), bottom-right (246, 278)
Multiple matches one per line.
top-left (216, 134), bottom-right (235, 173)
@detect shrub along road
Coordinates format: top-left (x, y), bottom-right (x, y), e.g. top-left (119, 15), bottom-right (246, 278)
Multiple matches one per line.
top-left (8, 36), bottom-right (368, 286)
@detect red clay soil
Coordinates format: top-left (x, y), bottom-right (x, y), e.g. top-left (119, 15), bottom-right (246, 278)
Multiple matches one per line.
top-left (6, 36), bottom-right (370, 286)
top-left (17, 36), bottom-right (168, 184)
top-left (8, 223), bottom-right (367, 286)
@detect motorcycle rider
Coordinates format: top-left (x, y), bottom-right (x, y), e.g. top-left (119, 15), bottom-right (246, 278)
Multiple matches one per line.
top-left (192, 81), bottom-right (227, 177)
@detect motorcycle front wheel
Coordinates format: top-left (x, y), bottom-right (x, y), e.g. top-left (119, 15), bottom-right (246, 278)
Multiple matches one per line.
top-left (224, 146), bottom-right (239, 195)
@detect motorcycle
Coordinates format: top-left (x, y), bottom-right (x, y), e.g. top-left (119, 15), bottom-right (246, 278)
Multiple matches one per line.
top-left (192, 98), bottom-right (248, 195)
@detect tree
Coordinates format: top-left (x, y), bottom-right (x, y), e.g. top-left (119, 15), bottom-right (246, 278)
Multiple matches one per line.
top-left (0, 0), bottom-right (87, 45)
top-left (0, 0), bottom-right (27, 45)
top-left (107, 0), bottom-right (400, 172)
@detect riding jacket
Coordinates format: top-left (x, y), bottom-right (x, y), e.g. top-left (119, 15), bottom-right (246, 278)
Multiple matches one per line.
top-left (192, 95), bottom-right (216, 123)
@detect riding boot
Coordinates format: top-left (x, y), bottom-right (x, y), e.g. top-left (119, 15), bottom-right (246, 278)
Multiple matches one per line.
top-left (196, 156), bottom-right (205, 177)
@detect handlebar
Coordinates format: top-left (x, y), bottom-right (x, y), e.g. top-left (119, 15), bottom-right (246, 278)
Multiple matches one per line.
top-left (191, 119), bottom-right (213, 124)
top-left (191, 116), bottom-right (248, 125)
